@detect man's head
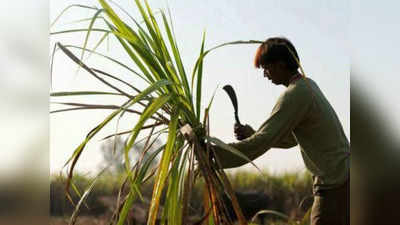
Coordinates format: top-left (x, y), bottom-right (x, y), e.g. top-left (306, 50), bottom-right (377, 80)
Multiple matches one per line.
top-left (254, 37), bottom-right (300, 86)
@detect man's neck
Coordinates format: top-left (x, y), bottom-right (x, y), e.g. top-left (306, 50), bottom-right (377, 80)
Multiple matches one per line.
top-left (283, 71), bottom-right (300, 87)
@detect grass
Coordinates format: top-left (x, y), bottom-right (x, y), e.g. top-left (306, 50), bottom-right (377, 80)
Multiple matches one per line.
top-left (50, 170), bottom-right (313, 224)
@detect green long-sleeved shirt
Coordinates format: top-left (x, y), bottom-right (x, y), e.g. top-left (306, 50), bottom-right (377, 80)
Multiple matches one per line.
top-left (214, 77), bottom-right (350, 192)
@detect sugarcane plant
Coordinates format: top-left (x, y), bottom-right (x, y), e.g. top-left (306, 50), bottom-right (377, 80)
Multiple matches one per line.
top-left (50, 1), bottom-right (267, 225)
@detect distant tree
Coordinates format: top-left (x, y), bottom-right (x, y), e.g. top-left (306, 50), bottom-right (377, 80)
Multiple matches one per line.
top-left (99, 136), bottom-right (161, 174)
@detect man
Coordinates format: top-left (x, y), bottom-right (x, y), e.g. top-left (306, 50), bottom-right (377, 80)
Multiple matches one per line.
top-left (213, 37), bottom-right (350, 225)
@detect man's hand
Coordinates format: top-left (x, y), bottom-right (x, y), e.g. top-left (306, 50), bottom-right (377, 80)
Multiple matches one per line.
top-left (234, 123), bottom-right (255, 140)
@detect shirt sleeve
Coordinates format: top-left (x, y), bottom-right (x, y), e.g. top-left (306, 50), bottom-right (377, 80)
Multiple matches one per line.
top-left (214, 85), bottom-right (312, 168)
top-left (271, 132), bottom-right (298, 149)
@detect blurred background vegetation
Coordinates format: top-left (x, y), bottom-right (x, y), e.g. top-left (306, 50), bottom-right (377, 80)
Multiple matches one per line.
top-left (50, 169), bottom-right (313, 225)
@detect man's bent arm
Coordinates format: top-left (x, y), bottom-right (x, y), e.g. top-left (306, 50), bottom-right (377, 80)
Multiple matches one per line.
top-left (271, 132), bottom-right (297, 149)
top-left (213, 84), bottom-right (312, 168)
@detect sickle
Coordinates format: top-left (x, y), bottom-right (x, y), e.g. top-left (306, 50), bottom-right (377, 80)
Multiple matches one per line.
top-left (223, 85), bottom-right (241, 125)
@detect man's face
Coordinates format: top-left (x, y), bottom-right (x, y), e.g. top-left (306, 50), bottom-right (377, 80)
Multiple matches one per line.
top-left (262, 62), bottom-right (286, 85)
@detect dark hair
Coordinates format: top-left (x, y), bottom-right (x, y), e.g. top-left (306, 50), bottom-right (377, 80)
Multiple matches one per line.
top-left (254, 37), bottom-right (299, 71)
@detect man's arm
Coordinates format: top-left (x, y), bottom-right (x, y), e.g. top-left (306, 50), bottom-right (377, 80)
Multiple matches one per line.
top-left (236, 123), bottom-right (297, 148)
top-left (271, 132), bottom-right (297, 149)
top-left (213, 85), bottom-right (311, 168)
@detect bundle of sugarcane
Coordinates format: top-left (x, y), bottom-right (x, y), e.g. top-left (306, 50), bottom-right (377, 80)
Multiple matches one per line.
top-left (51, 1), bottom-right (264, 225)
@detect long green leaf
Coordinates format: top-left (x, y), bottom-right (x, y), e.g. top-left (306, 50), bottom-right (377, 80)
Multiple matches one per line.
top-left (98, 0), bottom-right (133, 37)
top-left (56, 42), bottom-right (133, 98)
top-left (160, 10), bottom-right (193, 110)
top-left (50, 4), bottom-right (98, 28)
top-left (105, 21), bottom-right (155, 84)
top-left (203, 86), bottom-right (219, 126)
top-left (163, 144), bottom-right (184, 225)
top-left (124, 94), bottom-right (172, 171)
top-left (101, 126), bottom-right (167, 141)
top-left (68, 168), bottom-right (106, 225)
top-left (99, 1), bottom-right (156, 84)
top-left (63, 45), bottom-right (149, 83)
top-left (147, 109), bottom-right (179, 225)
top-left (64, 16), bottom-right (106, 26)
top-left (191, 40), bottom-right (264, 84)
top-left (137, 144), bottom-right (165, 182)
top-left (80, 9), bottom-right (105, 67)
top-left (196, 31), bottom-right (206, 122)
top-left (50, 91), bottom-right (122, 97)
top-left (205, 136), bottom-right (262, 173)
top-left (250, 210), bottom-right (289, 223)
top-left (92, 68), bottom-right (143, 93)
top-left (115, 182), bottom-right (139, 225)
top-left (63, 79), bottom-right (171, 193)
top-left (108, 0), bottom-right (160, 62)
top-left (206, 40), bottom-right (263, 54)
top-left (111, 31), bottom-right (166, 82)
top-left (133, 0), bottom-right (161, 56)
top-left (50, 28), bottom-right (110, 35)
top-left (50, 106), bottom-right (141, 115)
top-left (50, 102), bottom-right (145, 116)
top-left (101, 0), bottom-right (183, 98)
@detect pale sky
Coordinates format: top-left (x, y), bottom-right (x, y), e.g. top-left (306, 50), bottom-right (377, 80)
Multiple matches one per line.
top-left (50, 0), bottom-right (350, 175)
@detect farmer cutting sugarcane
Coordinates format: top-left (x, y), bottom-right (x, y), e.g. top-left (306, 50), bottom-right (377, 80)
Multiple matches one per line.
top-left (213, 37), bottom-right (350, 225)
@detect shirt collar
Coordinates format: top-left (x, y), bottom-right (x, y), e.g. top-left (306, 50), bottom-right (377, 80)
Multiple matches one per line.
top-left (289, 72), bottom-right (303, 84)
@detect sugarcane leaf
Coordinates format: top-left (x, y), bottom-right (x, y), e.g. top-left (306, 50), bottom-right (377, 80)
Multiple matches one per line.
top-left (50, 91), bottom-right (122, 97)
top-left (137, 144), bottom-right (165, 182)
top-left (110, 27), bottom-right (155, 84)
top-left (56, 42), bottom-right (133, 98)
top-left (133, 0), bottom-right (159, 53)
top-left (206, 85), bottom-right (219, 111)
top-left (63, 45), bottom-right (149, 83)
top-left (64, 16), bottom-right (106, 26)
top-left (51, 4), bottom-right (98, 28)
top-left (50, 43), bottom-right (57, 90)
top-left (164, 147), bottom-right (184, 225)
top-left (143, 0), bottom-right (175, 69)
top-left (108, 0), bottom-right (159, 60)
top-left (50, 107), bottom-right (128, 114)
top-left (180, 145), bottom-right (194, 225)
top-left (69, 168), bottom-right (106, 225)
top-left (64, 79), bottom-right (171, 194)
top-left (196, 31), bottom-right (206, 122)
top-left (205, 40), bottom-right (263, 55)
top-left (165, 61), bottom-right (184, 95)
top-left (124, 94), bottom-right (172, 171)
top-left (160, 10), bottom-right (192, 109)
top-left (82, 29), bottom-right (109, 63)
top-left (99, 0), bottom-right (157, 78)
top-left (250, 210), bottom-right (289, 223)
top-left (51, 28), bottom-right (110, 35)
top-left (98, 0), bottom-right (132, 37)
top-left (50, 102), bottom-right (144, 116)
top-left (191, 40), bottom-right (264, 84)
top-left (101, 126), bottom-right (167, 141)
top-left (115, 182), bottom-right (138, 225)
top-left (203, 85), bottom-right (219, 126)
top-left (147, 109), bottom-right (179, 225)
top-left (91, 68), bottom-right (143, 94)
top-left (205, 136), bottom-right (262, 173)
top-left (80, 8), bottom-right (105, 66)
top-left (111, 30), bottom-right (166, 82)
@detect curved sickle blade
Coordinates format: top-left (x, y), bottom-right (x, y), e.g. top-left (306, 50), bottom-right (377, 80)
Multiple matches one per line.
top-left (223, 85), bottom-right (241, 125)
